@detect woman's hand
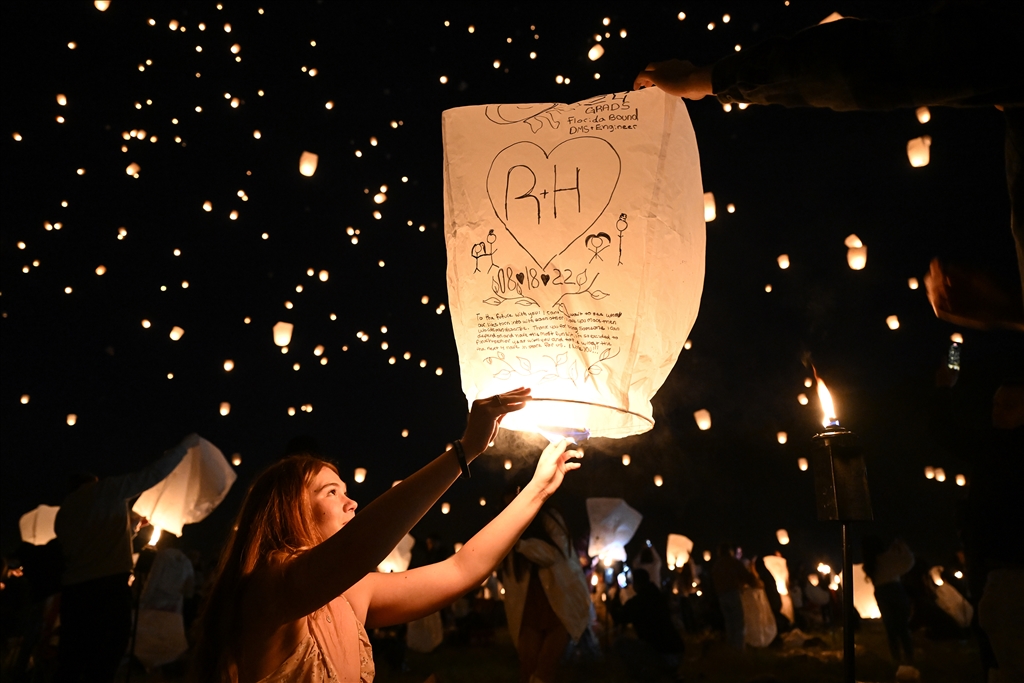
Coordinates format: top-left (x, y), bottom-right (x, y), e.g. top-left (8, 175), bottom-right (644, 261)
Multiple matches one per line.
top-left (461, 388), bottom-right (531, 458)
top-left (633, 59), bottom-right (713, 99)
top-left (527, 438), bottom-right (583, 500)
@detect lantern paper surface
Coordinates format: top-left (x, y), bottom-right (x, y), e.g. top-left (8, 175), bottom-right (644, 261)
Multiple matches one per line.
top-left (19, 504), bottom-right (60, 546)
top-left (763, 555), bottom-right (795, 623)
top-left (850, 563), bottom-right (881, 619)
top-left (132, 438), bottom-right (237, 536)
top-left (586, 497), bottom-right (642, 562)
top-left (666, 533), bottom-right (693, 569)
top-left (443, 88), bottom-right (705, 438)
top-left (377, 533), bottom-right (415, 573)
top-left (930, 566), bottom-right (973, 627)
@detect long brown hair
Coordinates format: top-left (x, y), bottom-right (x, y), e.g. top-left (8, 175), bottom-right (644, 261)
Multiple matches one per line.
top-left (191, 455), bottom-right (339, 683)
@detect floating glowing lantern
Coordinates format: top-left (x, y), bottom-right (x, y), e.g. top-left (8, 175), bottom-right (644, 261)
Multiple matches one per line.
top-left (817, 563), bottom-right (831, 575)
top-left (777, 254), bottom-right (790, 269)
top-left (765, 284), bottom-right (772, 292)
top-left (94, 0), bottom-right (110, 10)
top-left (950, 332), bottom-right (963, 344)
top-left (95, 265), bottom-right (106, 275)
top-left (299, 151), bottom-right (319, 177)
top-left (693, 409), bottom-right (711, 430)
top-left (704, 192), bottom-right (716, 221)
top-left (684, 339), bottom-right (693, 350)
top-left (653, 475), bottom-right (664, 487)
top-left (587, 498), bottom-right (642, 563)
top-left (125, 162), bottom-right (140, 176)
top-left (142, 319), bottom-right (151, 328)
top-left (844, 234), bottom-right (862, 249)
top-left (354, 467), bottom-right (366, 483)
top-left (20, 395), bottom-right (30, 404)
top-left (66, 414), bottom-right (77, 426)
top-left (798, 393), bottom-right (809, 405)
top-left (916, 106), bottom-right (931, 124)
top-left (847, 245), bottom-right (867, 270)
top-left (231, 453), bottom-right (242, 466)
top-left (19, 505), bottom-right (59, 546)
top-left (804, 378), bottom-right (813, 388)
top-left (441, 502), bottom-right (450, 514)
top-left (504, 459), bottom-right (512, 470)
top-left (314, 345), bottom-right (324, 356)
top-left (273, 321), bottom-right (293, 346)
top-left (798, 457), bottom-right (809, 471)
top-left (703, 550), bottom-right (711, 561)
top-left (169, 326), bottom-right (184, 341)
top-left (955, 474), bottom-right (966, 487)
top-left (319, 270), bottom-right (329, 281)
top-left (223, 359), bottom-right (234, 371)
top-left (935, 468), bottom-right (946, 482)
top-left (588, 44), bottom-right (604, 61)
top-left (886, 315), bottom-right (900, 330)
top-left (907, 136), bottom-right (931, 167)
top-left (777, 431), bottom-right (788, 444)
top-left (57, 94), bottom-right (67, 106)
top-left (820, 11), bottom-right (843, 23)
top-left (621, 454), bottom-right (631, 466)
top-left (776, 529), bottom-right (790, 545)
top-left (666, 534), bottom-right (693, 569)
top-left (925, 466), bottom-right (935, 479)
top-left (219, 402), bottom-right (231, 416)
top-left (203, 201), bottom-right (212, 212)
top-left (479, 497), bottom-right (487, 506)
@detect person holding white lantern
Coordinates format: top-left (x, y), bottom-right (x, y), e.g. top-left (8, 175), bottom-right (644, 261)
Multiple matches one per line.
top-left (54, 432), bottom-right (200, 683)
top-left (193, 388), bottom-right (584, 683)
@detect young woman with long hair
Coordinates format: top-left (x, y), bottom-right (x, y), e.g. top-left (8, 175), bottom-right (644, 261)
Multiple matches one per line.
top-left (192, 388), bottom-right (583, 682)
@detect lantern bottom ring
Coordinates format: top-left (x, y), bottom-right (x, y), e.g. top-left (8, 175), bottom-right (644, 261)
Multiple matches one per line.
top-left (519, 397), bottom-right (655, 436)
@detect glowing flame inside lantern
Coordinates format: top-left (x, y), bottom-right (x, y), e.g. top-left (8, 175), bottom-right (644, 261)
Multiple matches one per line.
top-left (148, 527), bottom-right (162, 546)
top-left (815, 375), bottom-right (838, 428)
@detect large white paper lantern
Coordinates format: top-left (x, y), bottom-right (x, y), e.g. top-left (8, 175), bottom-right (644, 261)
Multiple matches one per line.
top-left (763, 555), bottom-right (795, 623)
top-left (666, 533), bottom-right (693, 570)
top-left (19, 504), bottom-right (60, 546)
top-left (907, 136), bottom-right (931, 167)
top-left (132, 438), bottom-right (237, 536)
top-left (587, 497), bottom-right (642, 563)
top-left (443, 88), bottom-right (705, 438)
top-left (378, 533), bottom-right (415, 573)
top-left (850, 563), bottom-right (881, 619)
top-left (299, 151), bottom-right (318, 177)
top-left (273, 321), bottom-right (293, 346)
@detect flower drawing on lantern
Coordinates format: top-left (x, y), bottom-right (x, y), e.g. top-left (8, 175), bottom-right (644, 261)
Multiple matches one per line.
top-left (484, 102), bottom-right (565, 134)
top-left (585, 232), bottom-right (611, 263)
top-left (616, 213), bottom-right (628, 265)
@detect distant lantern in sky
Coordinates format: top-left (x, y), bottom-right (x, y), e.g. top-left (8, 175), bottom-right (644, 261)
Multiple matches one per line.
top-left (223, 360), bottom-right (234, 371)
top-left (126, 163), bottom-right (140, 176)
top-left (907, 135), bottom-right (931, 167)
top-left (588, 44), bottom-right (604, 61)
top-left (935, 468), bottom-right (947, 482)
top-left (299, 151), bottom-right (318, 177)
top-left (798, 458), bottom-right (809, 471)
top-left (504, 459), bottom-right (512, 470)
top-left (169, 326), bottom-right (184, 341)
top-left (273, 322), bottom-right (293, 346)
top-left (908, 277), bottom-right (919, 290)
top-left (219, 402), bottom-right (231, 416)
top-left (653, 475), bottom-right (664, 487)
top-left (777, 254), bottom-right (791, 269)
top-left (847, 245), bottom-right (867, 270)
top-left (777, 431), bottom-right (788, 444)
top-left (703, 550), bottom-right (712, 561)
top-left (886, 315), bottom-right (900, 330)
top-left (57, 93), bottom-right (67, 106)
top-left (94, 0), bottom-right (110, 10)
top-left (956, 474), bottom-right (966, 486)
top-left (776, 529), bottom-right (790, 545)
top-left (20, 395), bottom-right (29, 404)
top-left (916, 106), bottom-right (931, 124)
top-left (95, 265), bottom-right (106, 275)
top-left (621, 454), bottom-right (631, 466)
top-left (703, 192), bottom-right (716, 221)
top-left (319, 270), bottom-right (329, 281)
top-left (797, 393), bottom-right (809, 405)
top-left (142, 319), bottom-right (151, 328)
top-left (66, 414), bottom-right (77, 426)
top-left (844, 234), bottom-right (863, 249)
top-left (354, 467), bottom-right (367, 483)
top-left (314, 345), bottom-right (324, 356)
top-left (203, 201), bottom-right (212, 212)
top-left (693, 409), bottom-right (711, 430)
top-left (479, 497), bottom-right (487, 506)
top-left (441, 502), bottom-right (451, 514)
top-left (231, 453), bottom-right (242, 466)
top-left (925, 466), bottom-right (935, 479)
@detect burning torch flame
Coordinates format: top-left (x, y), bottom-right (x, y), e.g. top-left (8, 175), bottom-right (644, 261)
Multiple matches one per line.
top-left (814, 369), bottom-right (838, 428)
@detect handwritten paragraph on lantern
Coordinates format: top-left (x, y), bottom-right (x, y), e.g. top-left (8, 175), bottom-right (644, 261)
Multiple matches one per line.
top-left (475, 309), bottom-right (621, 353)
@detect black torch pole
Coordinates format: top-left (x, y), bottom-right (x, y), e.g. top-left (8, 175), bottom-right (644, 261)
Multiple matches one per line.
top-left (811, 423), bottom-right (873, 683)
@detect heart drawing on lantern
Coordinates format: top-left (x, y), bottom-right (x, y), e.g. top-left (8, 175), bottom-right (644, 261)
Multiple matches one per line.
top-left (486, 137), bottom-right (621, 271)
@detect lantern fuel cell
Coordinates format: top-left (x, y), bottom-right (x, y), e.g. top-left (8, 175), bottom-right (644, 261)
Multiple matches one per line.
top-left (810, 425), bottom-right (873, 522)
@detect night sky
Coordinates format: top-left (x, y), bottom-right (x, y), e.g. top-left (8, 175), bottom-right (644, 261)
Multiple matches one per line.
top-left (2, 1), bottom-right (1022, 575)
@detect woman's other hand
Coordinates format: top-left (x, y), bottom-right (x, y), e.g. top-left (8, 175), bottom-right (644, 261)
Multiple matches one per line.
top-left (528, 438), bottom-right (583, 500)
top-left (461, 388), bottom-right (531, 457)
top-left (633, 59), bottom-right (713, 99)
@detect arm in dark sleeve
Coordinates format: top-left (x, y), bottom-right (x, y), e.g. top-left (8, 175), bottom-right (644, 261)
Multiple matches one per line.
top-left (104, 441), bottom-right (192, 501)
top-left (712, 2), bottom-right (1024, 111)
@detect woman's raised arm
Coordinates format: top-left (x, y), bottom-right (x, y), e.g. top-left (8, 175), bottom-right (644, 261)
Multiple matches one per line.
top-left (359, 438), bottom-right (582, 628)
top-left (256, 389), bottom-right (532, 625)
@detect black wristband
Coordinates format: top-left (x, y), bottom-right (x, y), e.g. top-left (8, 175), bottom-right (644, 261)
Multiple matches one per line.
top-left (452, 439), bottom-right (471, 479)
